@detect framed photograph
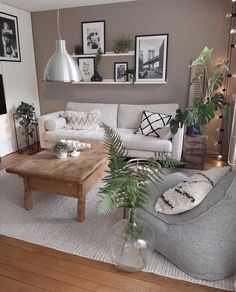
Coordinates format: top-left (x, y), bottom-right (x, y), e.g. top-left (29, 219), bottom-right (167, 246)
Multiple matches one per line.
top-left (0, 74), bottom-right (6, 115)
top-left (78, 57), bottom-right (95, 81)
top-left (114, 62), bottom-right (128, 82)
top-left (135, 34), bottom-right (168, 83)
top-left (82, 20), bottom-right (105, 54)
top-left (0, 12), bottom-right (21, 62)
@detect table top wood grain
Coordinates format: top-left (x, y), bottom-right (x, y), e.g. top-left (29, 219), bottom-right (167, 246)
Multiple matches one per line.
top-left (6, 141), bottom-right (107, 183)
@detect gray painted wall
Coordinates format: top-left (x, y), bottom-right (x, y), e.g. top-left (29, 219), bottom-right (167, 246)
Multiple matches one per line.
top-left (32, 0), bottom-right (233, 114)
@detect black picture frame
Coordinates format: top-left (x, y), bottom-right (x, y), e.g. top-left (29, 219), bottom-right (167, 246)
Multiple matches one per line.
top-left (78, 57), bottom-right (95, 81)
top-left (81, 20), bottom-right (105, 55)
top-left (0, 12), bottom-right (21, 62)
top-left (0, 74), bottom-right (6, 115)
top-left (135, 34), bottom-right (168, 83)
top-left (114, 62), bottom-right (128, 82)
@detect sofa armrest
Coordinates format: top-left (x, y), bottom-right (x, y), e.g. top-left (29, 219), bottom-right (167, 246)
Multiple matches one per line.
top-left (171, 126), bottom-right (184, 161)
top-left (38, 111), bottom-right (64, 148)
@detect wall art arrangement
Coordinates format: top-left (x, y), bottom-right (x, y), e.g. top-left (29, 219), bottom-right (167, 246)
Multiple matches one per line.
top-left (0, 12), bottom-right (21, 62)
top-left (78, 57), bottom-right (95, 81)
top-left (135, 34), bottom-right (168, 83)
top-left (0, 74), bottom-right (6, 115)
top-left (82, 20), bottom-right (105, 54)
top-left (76, 19), bottom-right (169, 83)
top-left (114, 62), bottom-right (128, 82)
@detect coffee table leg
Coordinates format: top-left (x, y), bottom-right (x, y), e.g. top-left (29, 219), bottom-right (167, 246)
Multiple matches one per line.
top-left (77, 193), bottom-right (85, 222)
top-left (23, 176), bottom-right (33, 210)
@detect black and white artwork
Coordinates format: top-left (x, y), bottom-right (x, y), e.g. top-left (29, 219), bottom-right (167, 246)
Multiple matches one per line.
top-left (135, 34), bottom-right (168, 83)
top-left (78, 57), bottom-right (95, 81)
top-left (0, 74), bottom-right (6, 115)
top-left (114, 62), bottom-right (128, 82)
top-left (82, 21), bottom-right (105, 54)
top-left (0, 12), bottom-right (21, 62)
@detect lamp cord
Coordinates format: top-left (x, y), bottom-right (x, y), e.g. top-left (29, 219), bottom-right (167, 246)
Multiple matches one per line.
top-left (57, 0), bottom-right (61, 40)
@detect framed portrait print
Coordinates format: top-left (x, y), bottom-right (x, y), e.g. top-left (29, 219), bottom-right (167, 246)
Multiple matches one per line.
top-left (135, 34), bottom-right (168, 83)
top-left (0, 12), bottom-right (21, 62)
top-left (0, 74), bottom-right (6, 115)
top-left (78, 57), bottom-right (95, 81)
top-left (82, 20), bottom-right (105, 54)
top-left (114, 62), bottom-right (128, 82)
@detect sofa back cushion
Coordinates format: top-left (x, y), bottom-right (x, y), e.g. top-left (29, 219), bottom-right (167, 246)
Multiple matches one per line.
top-left (66, 102), bottom-right (118, 129)
top-left (118, 103), bottom-right (179, 129)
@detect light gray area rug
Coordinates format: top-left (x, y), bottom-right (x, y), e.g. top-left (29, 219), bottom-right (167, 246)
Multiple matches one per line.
top-left (0, 170), bottom-right (234, 291)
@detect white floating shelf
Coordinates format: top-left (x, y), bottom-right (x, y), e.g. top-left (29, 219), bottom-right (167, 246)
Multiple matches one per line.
top-left (72, 79), bottom-right (133, 85)
top-left (71, 51), bottom-right (135, 58)
top-left (72, 79), bottom-right (167, 85)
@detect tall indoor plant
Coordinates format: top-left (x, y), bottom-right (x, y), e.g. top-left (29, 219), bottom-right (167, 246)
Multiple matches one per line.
top-left (97, 124), bottom-right (180, 272)
top-left (15, 101), bottom-right (37, 151)
top-left (170, 47), bottom-right (229, 136)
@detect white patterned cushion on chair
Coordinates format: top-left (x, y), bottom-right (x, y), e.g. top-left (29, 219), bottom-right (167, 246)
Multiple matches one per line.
top-left (154, 166), bottom-right (230, 215)
top-left (134, 110), bottom-right (172, 138)
top-left (61, 110), bottom-right (101, 130)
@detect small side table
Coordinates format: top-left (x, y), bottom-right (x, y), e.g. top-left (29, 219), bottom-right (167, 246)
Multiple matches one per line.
top-left (182, 135), bottom-right (208, 170)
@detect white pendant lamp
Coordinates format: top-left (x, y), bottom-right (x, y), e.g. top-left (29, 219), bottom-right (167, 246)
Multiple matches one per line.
top-left (43, 4), bottom-right (80, 82)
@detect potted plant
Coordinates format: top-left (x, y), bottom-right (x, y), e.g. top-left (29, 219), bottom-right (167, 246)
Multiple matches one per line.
top-left (170, 47), bottom-right (229, 136)
top-left (113, 35), bottom-right (133, 53)
top-left (53, 141), bottom-right (68, 159)
top-left (15, 101), bottom-right (37, 153)
top-left (91, 48), bottom-right (103, 82)
top-left (97, 124), bottom-right (181, 272)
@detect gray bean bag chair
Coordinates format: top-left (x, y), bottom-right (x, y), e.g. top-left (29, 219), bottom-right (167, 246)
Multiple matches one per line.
top-left (137, 171), bottom-right (236, 280)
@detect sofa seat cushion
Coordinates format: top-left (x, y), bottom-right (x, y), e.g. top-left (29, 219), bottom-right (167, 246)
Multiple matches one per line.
top-left (117, 128), bottom-right (172, 153)
top-left (45, 129), bottom-right (104, 143)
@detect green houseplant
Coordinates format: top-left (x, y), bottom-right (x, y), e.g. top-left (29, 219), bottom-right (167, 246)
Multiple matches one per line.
top-left (97, 124), bottom-right (181, 271)
top-left (53, 141), bottom-right (68, 159)
top-left (113, 35), bottom-right (133, 53)
top-left (170, 47), bottom-right (229, 136)
top-left (15, 101), bottom-right (37, 151)
top-left (91, 48), bottom-right (103, 82)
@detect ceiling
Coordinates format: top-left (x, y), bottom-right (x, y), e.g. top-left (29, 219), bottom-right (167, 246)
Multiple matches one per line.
top-left (0, 0), bottom-right (137, 12)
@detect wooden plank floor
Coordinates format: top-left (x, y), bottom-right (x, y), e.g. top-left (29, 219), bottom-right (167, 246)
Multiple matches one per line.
top-left (0, 152), bottom-right (227, 292)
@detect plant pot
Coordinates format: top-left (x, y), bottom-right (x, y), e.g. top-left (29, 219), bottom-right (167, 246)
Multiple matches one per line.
top-left (110, 218), bottom-right (154, 272)
top-left (186, 123), bottom-right (203, 136)
top-left (91, 70), bottom-right (103, 82)
top-left (56, 152), bottom-right (68, 159)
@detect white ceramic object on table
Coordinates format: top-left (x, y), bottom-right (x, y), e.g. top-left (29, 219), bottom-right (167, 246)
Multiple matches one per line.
top-left (56, 152), bottom-right (68, 159)
top-left (70, 150), bottom-right (80, 157)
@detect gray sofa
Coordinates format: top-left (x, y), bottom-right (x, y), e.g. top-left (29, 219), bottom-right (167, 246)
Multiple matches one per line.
top-left (137, 171), bottom-right (236, 280)
top-left (38, 102), bottom-right (184, 160)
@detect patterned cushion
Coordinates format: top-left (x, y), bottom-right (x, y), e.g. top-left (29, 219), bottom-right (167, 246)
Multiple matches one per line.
top-left (61, 110), bottom-right (101, 130)
top-left (134, 110), bottom-right (172, 137)
top-left (154, 166), bottom-right (230, 215)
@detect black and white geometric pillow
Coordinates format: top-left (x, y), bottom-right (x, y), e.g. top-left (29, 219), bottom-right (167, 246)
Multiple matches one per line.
top-left (134, 110), bottom-right (172, 137)
top-left (154, 166), bottom-right (230, 215)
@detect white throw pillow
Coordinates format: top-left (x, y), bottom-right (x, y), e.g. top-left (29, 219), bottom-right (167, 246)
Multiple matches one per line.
top-left (134, 110), bottom-right (172, 138)
top-left (154, 166), bottom-right (230, 215)
top-left (61, 110), bottom-right (101, 130)
top-left (45, 117), bottom-right (66, 131)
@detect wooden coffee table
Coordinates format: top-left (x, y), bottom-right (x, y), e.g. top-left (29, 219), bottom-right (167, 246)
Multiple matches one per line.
top-left (6, 141), bottom-right (107, 222)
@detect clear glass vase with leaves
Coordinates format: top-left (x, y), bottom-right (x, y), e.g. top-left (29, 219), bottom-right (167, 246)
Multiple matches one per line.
top-left (97, 124), bottom-right (181, 272)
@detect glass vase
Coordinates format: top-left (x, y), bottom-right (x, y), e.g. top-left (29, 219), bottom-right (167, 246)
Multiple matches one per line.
top-left (110, 214), bottom-right (154, 272)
